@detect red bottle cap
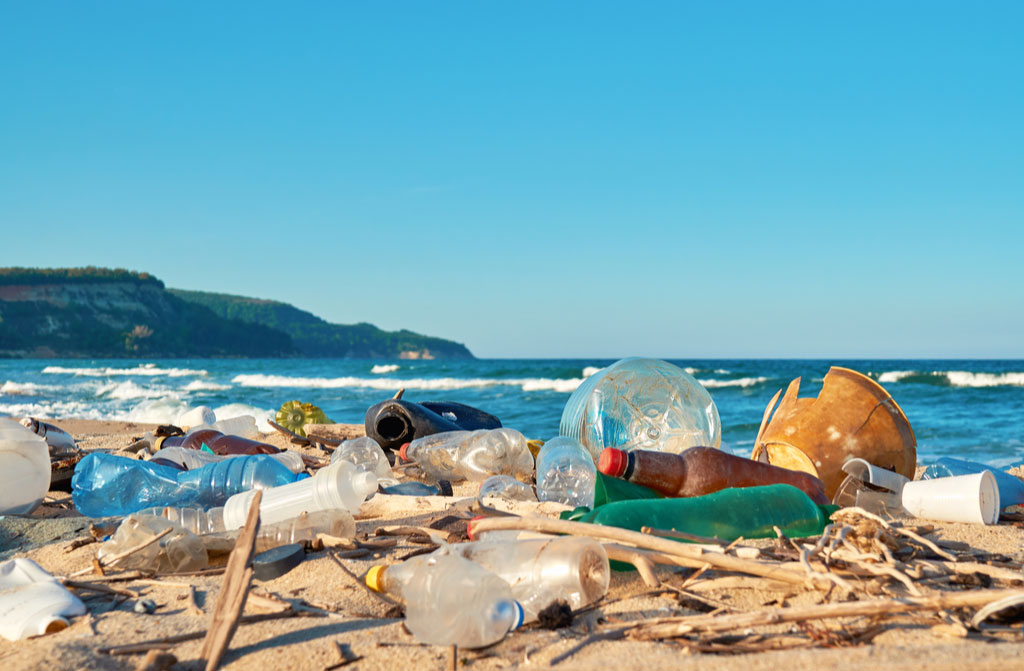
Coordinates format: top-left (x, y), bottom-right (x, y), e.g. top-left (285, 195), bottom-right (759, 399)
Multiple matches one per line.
top-left (398, 442), bottom-right (411, 462)
top-left (467, 515), bottom-right (487, 540)
top-left (598, 448), bottom-right (628, 477)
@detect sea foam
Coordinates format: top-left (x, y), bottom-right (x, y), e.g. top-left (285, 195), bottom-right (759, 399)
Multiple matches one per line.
top-left (371, 364), bottom-right (400, 374)
top-left (43, 363), bottom-right (207, 377)
top-left (232, 373), bottom-right (585, 393)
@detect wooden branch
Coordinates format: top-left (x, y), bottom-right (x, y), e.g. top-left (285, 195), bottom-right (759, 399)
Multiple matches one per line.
top-left (631, 588), bottom-right (1024, 639)
top-left (199, 490), bottom-right (262, 671)
top-left (303, 423), bottom-right (366, 442)
top-left (469, 516), bottom-right (810, 586)
top-left (603, 545), bottom-right (661, 587)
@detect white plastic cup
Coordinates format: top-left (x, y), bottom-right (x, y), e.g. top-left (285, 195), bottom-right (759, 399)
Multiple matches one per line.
top-left (222, 460), bottom-right (377, 530)
top-left (900, 471), bottom-right (1000, 525)
top-left (0, 419), bottom-right (51, 515)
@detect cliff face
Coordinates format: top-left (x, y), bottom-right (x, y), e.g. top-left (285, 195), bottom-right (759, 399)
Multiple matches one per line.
top-left (0, 268), bottom-right (474, 359)
top-left (0, 280), bottom-right (294, 358)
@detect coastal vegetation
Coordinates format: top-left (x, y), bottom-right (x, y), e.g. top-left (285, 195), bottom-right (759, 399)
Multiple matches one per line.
top-left (0, 267), bottom-right (473, 359)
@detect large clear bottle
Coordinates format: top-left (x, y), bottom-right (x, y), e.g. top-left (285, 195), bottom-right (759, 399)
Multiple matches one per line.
top-left (397, 548), bottom-right (523, 648)
top-left (368, 537), bottom-right (607, 623)
top-left (559, 358), bottom-right (721, 458)
top-left (535, 436), bottom-right (596, 508)
top-left (401, 428), bottom-right (534, 482)
top-left (71, 453), bottom-right (299, 518)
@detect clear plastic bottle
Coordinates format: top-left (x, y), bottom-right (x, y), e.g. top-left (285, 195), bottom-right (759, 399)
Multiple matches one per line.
top-left (367, 538), bottom-right (606, 623)
top-left (150, 445), bottom-right (306, 475)
top-left (330, 436), bottom-right (396, 484)
top-left (221, 460), bottom-right (376, 530)
top-left (188, 415), bottom-right (260, 439)
top-left (134, 507), bottom-right (356, 553)
top-left (478, 475), bottom-right (537, 502)
top-left (19, 417), bottom-right (78, 458)
top-left (401, 428), bottom-right (534, 483)
top-left (390, 548), bottom-right (523, 648)
top-left (535, 436), bottom-right (596, 508)
top-left (176, 405), bottom-right (217, 428)
top-left (71, 453), bottom-right (300, 518)
top-left (97, 514), bottom-right (209, 573)
top-left (559, 358), bottom-right (721, 458)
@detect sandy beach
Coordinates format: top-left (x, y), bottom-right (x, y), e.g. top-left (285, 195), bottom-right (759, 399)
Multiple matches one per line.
top-left (2, 418), bottom-right (1024, 671)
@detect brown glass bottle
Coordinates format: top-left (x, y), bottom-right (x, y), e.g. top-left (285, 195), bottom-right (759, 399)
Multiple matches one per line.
top-left (158, 429), bottom-right (281, 456)
top-left (598, 447), bottom-right (830, 505)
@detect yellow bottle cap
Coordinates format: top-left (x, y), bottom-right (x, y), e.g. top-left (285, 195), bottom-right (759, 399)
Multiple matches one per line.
top-left (365, 565), bottom-right (386, 592)
top-left (526, 439), bottom-right (544, 459)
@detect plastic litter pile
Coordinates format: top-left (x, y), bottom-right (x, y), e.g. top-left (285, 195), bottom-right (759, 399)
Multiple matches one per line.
top-left (2, 358), bottom-right (1023, 667)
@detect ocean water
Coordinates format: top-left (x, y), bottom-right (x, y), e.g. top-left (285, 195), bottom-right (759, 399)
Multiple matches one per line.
top-left (1, 358), bottom-right (1022, 467)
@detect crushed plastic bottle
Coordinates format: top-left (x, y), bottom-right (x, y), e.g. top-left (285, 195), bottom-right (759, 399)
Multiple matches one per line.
top-left (536, 436), bottom-right (596, 508)
top-left (187, 415), bottom-right (261, 440)
top-left (478, 475), bottom-right (537, 502)
top-left (149, 445), bottom-right (306, 475)
top-left (0, 418), bottom-right (51, 515)
top-left (368, 537), bottom-right (607, 622)
top-left (400, 428), bottom-right (534, 482)
top-left (379, 547), bottom-right (523, 648)
top-left (559, 358), bottom-right (721, 458)
top-left (72, 453), bottom-right (300, 518)
top-left (598, 446), bottom-right (830, 505)
top-left (112, 507), bottom-right (358, 567)
top-left (97, 514), bottom-right (209, 573)
top-left (330, 436), bottom-right (397, 485)
top-left (0, 558), bottom-right (87, 641)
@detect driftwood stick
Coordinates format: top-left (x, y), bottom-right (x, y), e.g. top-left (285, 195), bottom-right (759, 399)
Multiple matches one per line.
top-left (67, 527), bottom-right (174, 578)
top-left (631, 588), bottom-right (1024, 639)
top-left (603, 544), bottom-right (661, 587)
top-left (642, 526), bottom-right (727, 546)
top-left (198, 491), bottom-right (262, 671)
top-left (470, 516), bottom-right (810, 586)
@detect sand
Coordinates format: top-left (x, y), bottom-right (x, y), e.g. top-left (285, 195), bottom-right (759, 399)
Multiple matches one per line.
top-left (2, 418), bottom-right (1023, 671)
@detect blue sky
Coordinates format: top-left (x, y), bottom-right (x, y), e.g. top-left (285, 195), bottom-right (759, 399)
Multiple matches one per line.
top-left (1, 2), bottom-right (1021, 358)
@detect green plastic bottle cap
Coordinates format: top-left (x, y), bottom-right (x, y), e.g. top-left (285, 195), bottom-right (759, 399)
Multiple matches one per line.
top-left (252, 543), bottom-right (305, 581)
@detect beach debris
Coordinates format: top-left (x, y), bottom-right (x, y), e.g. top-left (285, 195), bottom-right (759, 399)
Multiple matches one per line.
top-left (401, 428), bottom-right (534, 483)
top-left (137, 650), bottom-right (178, 671)
top-left (537, 437), bottom-right (596, 508)
top-left (0, 558), bottom-right (87, 641)
top-left (0, 418), bottom-right (52, 515)
top-left (134, 598), bottom-right (157, 614)
top-left (199, 490), bottom-right (262, 671)
top-left (752, 367), bottom-right (917, 498)
top-left (559, 357), bottom-right (722, 458)
top-left (303, 423), bottom-right (368, 445)
top-left (364, 396), bottom-right (501, 452)
top-left (252, 543), bottom-right (305, 581)
top-left (277, 400), bottom-right (332, 437)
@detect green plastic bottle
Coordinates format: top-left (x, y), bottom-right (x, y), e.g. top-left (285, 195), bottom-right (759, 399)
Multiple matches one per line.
top-left (573, 484), bottom-right (836, 542)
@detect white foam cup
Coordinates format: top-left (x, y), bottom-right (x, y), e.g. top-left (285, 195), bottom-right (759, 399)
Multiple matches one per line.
top-left (900, 471), bottom-right (1000, 525)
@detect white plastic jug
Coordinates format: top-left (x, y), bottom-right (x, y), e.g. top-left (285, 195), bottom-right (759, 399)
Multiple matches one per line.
top-left (0, 558), bottom-right (86, 640)
top-left (0, 418), bottom-right (51, 514)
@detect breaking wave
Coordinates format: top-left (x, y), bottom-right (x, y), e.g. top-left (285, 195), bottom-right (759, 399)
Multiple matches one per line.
top-left (232, 373), bottom-right (585, 393)
top-left (96, 381), bottom-right (177, 401)
top-left (875, 370), bottom-right (1024, 388)
top-left (698, 376), bottom-right (769, 389)
top-left (43, 363), bottom-right (207, 377)
top-left (371, 364), bottom-right (400, 374)
top-left (182, 380), bottom-right (232, 392)
top-left (0, 381), bottom-right (59, 396)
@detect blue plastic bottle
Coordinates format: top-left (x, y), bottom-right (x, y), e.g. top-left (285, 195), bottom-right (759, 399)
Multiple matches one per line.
top-left (72, 453), bottom-right (300, 518)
